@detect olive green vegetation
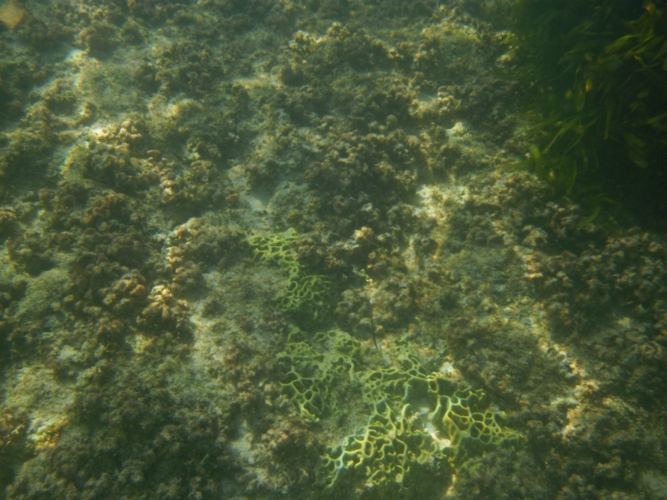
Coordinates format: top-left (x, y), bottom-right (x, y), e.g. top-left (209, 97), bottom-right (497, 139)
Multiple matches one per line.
top-left (248, 229), bottom-right (332, 325)
top-left (279, 329), bottom-right (361, 423)
top-left (511, 0), bottom-right (667, 227)
top-left (278, 329), bottom-right (522, 498)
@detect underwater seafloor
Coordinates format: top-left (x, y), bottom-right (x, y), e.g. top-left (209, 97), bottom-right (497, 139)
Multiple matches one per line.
top-left (1, 0), bottom-right (667, 499)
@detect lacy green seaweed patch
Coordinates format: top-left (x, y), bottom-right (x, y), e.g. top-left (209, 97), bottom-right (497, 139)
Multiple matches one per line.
top-left (278, 330), bottom-right (360, 423)
top-left (248, 229), bottom-right (333, 324)
top-left (248, 228), bottom-right (301, 278)
top-left (278, 329), bottom-right (523, 497)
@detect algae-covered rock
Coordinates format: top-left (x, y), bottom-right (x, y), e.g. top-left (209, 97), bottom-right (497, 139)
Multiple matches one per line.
top-left (1, 0), bottom-right (666, 498)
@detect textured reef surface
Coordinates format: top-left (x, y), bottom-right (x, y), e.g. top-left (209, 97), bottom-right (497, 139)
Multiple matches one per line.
top-left (1, 0), bottom-right (667, 499)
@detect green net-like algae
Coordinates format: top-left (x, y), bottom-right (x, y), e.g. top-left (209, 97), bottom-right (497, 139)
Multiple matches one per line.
top-left (279, 329), bottom-right (523, 496)
top-left (249, 229), bottom-right (332, 323)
